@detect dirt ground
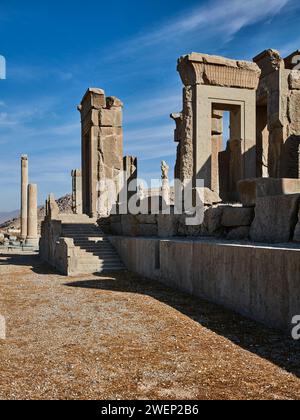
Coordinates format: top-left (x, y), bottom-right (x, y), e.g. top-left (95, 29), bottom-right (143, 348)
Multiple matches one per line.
top-left (0, 252), bottom-right (300, 400)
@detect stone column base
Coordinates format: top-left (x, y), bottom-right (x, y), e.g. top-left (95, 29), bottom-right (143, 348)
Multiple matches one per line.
top-left (25, 237), bottom-right (39, 247)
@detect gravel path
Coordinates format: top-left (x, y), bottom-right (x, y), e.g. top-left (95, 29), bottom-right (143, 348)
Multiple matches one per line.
top-left (0, 252), bottom-right (300, 400)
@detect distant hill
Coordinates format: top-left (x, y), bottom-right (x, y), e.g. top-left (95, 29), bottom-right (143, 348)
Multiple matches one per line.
top-left (0, 210), bottom-right (20, 225)
top-left (0, 195), bottom-right (73, 231)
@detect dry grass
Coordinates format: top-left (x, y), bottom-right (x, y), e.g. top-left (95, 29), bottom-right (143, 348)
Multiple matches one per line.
top-left (0, 252), bottom-right (299, 400)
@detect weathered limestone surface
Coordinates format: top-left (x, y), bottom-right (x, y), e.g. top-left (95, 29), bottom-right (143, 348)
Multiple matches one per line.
top-left (71, 169), bottom-right (82, 214)
top-left (177, 53), bottom-right (261, 89)
top-left (157, 214), bottom-right (180, 238)
top-left (78, 88), bottom-right (123, 217)
top-left (171, 52), bottom-right (260, 205)
top-left (250, 194), bottom-right (300, 243)
top-left (201, 206), bottom-right (224, 236)
top-left (221, 207), bottom-right (254, 227)
top-left (254, 49), bottom-right (300, 178)
top-left (111, 236), bottom-right (300, 333)
top-left (20, 155), bottom-right (28, 240)
top-left (238, 178), bottom-right (300, 206)
top-left (226, 226), bottom-right (250, 240)
top-left (26, 184), bottom-right (38, 247)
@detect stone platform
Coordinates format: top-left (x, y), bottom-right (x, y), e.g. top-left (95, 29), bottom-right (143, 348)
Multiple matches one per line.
top-left (109, 236), bottom-right (300, 335)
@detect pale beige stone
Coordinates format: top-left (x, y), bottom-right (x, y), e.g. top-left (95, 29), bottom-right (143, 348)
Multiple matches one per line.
top-left (20, 155), bottom-right (28, 240)
top-left (289, 90), bottom-right (300, 134)
top-left (221, 206), bottom-right (254, 227)
top-left (201, 206), bottom-right (224, 235)
top-left (71, 169), bottom-right (82, 215)
top-left (250, 194), bottom-right (300, 243)
top-left (78, 88), bottom-right (124, 217)
top-left (289, 71), bottom-right (300, 90)
top-left (238, 178), bottom-right (300, 206)
top-left (26, 184), bottom-right (38, 247)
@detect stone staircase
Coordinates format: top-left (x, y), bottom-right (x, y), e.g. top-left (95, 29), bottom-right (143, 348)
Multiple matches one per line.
top-left (61, 215), bottom-right (125, 274)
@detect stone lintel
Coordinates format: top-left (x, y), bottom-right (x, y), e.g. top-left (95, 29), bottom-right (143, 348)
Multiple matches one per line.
top-left (177, 53), bottom-right (260, 89)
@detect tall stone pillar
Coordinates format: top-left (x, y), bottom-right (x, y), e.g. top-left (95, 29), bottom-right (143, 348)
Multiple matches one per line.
top-left (26, 184), bottom-right (38, 247)
top-left (20, 155), bottom-right (28, 240)
top-left (71, 169), bottom-right (83, 214)
top-left (78, 88), bottom-right (123, 217)
top-left (161, 161), bottom-right (170, 206)
top-left (123, 156), bottom-right (137, 203)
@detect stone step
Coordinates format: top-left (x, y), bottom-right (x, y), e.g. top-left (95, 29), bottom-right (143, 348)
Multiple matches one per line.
top-left (75, 263), bottom-right (125, 270)
top-left (76, 250), bottom-right (116, 257)
top-left (60, 221), bottom-right (124, 273)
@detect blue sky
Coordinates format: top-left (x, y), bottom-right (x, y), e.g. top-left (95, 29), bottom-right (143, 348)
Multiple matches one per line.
top-left (1, 0), bottom-right (300, 211)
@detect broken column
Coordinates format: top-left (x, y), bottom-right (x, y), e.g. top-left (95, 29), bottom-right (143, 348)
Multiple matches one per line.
top-left (20, 155), bottom-right (28, 241)
top-left (71, 169), bottom-right (83, 214)
top-left (26, 184), bottom-right (38, 247)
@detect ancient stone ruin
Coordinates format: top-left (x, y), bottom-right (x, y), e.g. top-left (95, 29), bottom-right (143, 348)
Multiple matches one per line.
top-left (19, 155), bottom-right (39, 248)
top-left (39, 49), bottom-right (300, 333)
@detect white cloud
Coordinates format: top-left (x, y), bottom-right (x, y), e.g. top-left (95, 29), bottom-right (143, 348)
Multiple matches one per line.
top-left (110, 0), bottom-right (289, 58)
top-left (125, 94), bottom-right (182, 124)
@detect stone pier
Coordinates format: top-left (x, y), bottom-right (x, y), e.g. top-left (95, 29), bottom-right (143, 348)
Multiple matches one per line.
top-left (20, 155), bottom-right (28, 240)
top-left (26, 184), bottom-right (38, 247)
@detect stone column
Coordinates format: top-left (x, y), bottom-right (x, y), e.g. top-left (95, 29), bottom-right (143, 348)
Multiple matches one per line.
top-left (71, 169), bottom-right (83, 214)
top-left (123, 156), bottom-right (137, 204)
top-left (161, 161), bottom-right (170, 206)
top-left (20, 155), bottom-right (28, 241)
top-left (26, 184), bottom-right (38, 247)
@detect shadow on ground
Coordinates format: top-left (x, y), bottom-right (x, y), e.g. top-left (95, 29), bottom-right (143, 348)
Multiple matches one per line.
top-left (65, 272), bottom-right (300, 379)
top-left (0, 253), bottom-right (57, 275)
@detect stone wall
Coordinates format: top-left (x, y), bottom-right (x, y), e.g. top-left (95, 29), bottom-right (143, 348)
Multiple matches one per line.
top-left (99, 204), bottom-right (255, 240)
top-left (254, 49), bottom-right (300, 178)
top-left (100, 183), bottom-right (300, 244)
top-left (110, 236), bottom-right (300, 334)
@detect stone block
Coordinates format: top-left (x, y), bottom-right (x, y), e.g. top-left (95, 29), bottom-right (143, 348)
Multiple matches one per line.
top-left (99, 108), bottom-right (122, 127)
top-left (221, 206), bottom-right (254, 227)
top-left (238, 178), bottom-right (300, 206)
top-left (289, 71), bottom-right (300, 90)
top-left (289, 91), bottom-right (300, 134)
top-left (238, 179), bottom-right (257, 206)
top-left (136, 214), bottom-right (157, 224)
top-left (121, 214), bottom-right (139, 237)
top-left (250, 194), bottom-right (300, 243)
top-left (110, 223), bottom-right (123, 236)
top-left (201, 206), bottom-right (224, 235)
top-left (199, 187), bottom-right (222, 206)
top-left (138, 224), bottom-right (158, 237)
top-left (227, 226), bottom-right (250, 240)
top-left (157, 214), bottom-right (180, 238)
